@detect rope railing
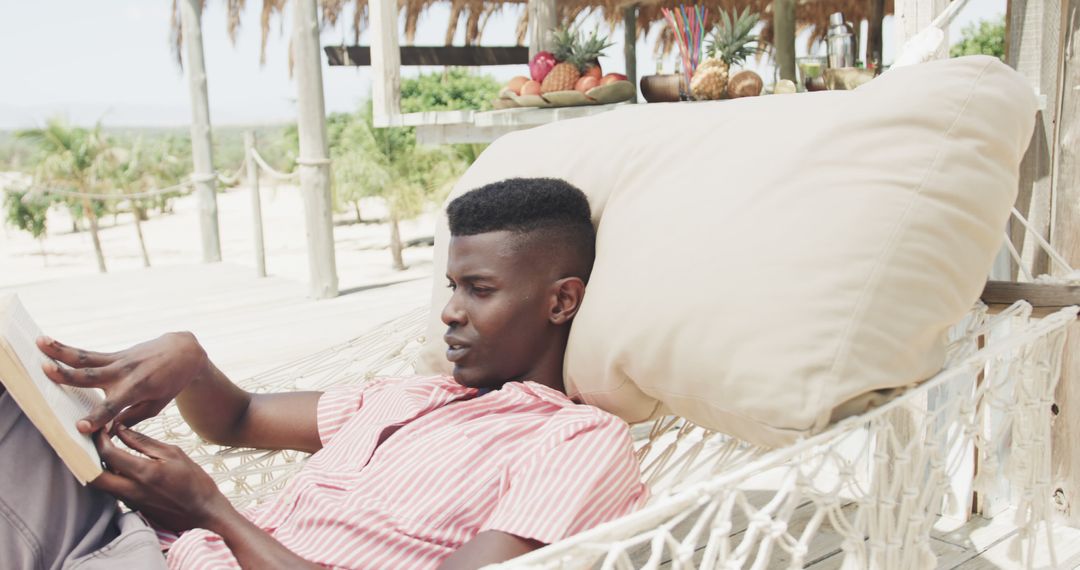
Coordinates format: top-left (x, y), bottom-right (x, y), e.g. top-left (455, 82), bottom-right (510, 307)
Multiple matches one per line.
top-left (1, 137), bottom-right (329, 278)
top-left (249, 148), bottom-right (301, 181)
top-left (1, 148), bottom-right (312, 204)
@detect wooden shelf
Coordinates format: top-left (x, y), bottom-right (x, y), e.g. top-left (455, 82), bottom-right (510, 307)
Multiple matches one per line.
top-left (386, 103), bottom-right (634, 144)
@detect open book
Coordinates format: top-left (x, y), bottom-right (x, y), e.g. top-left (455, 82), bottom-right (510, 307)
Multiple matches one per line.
top-left (0, 294), bottom-right (103, 484)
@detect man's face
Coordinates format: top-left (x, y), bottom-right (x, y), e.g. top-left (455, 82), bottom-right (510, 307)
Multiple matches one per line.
top-left (441, 231), bottom-right (554, 389)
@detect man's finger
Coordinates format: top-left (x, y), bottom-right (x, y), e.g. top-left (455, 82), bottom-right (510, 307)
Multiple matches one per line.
top-left (113, 401), bottom-right (165, 430)
top-left (94, 430), bottom-right (149, 475)
top-left (42, 360), bottom-right (119, 389)
top-left (89, 470), bottom-right (141, 500)
top-left (79, 397), bottom-right (128, 434)
top-left (36, 337), bottom-right (115, 368)
top-left (115, 425), bottom-right (172, 460)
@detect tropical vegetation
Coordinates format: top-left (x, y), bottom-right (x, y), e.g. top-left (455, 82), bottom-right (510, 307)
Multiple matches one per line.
top-left (1, 70), bottom-right (500, 272)
top-left (951, 16), bottom-right (1006, 61)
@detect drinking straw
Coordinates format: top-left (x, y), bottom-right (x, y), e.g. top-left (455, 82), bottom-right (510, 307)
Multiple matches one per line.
top-left (664, 5), bottom-right (709, 90)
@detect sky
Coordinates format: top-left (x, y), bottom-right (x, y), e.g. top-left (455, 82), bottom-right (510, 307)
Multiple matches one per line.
top-left (0, 0), bottom-right (1006, 129)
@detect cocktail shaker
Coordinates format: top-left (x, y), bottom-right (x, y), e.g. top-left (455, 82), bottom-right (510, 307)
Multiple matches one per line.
top-left (826, 12), bottom-right (856, 69)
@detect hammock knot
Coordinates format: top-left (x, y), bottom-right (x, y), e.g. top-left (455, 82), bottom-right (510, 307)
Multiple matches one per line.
top-left (768, 520), bottom-right (788, 537)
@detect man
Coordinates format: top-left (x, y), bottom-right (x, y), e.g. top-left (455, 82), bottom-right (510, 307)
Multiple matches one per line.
top-left (0, 178), bottom-right (647, 569)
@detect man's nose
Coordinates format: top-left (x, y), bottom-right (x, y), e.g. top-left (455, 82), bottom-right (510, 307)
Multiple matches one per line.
top-left (441, 293), bottom-right (466, 327)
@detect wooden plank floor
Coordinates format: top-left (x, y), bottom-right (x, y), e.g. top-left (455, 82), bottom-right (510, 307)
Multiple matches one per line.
top-left (2, 262), bottom-right (431, 380)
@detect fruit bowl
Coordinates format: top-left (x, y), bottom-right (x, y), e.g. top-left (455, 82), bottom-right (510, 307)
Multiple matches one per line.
top-left (494, 80), bottom-right (636, 109)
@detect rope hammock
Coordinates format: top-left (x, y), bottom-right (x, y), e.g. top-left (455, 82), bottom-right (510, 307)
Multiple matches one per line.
top-left (136, 204), bottom-right (1078, 569)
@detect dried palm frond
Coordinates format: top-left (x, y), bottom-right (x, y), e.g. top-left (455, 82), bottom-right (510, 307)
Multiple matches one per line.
top-left (166, 0), bottom-right (892, 68)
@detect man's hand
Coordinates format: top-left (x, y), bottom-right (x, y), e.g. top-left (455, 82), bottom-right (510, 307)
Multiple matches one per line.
top-left (91, 425), bottom-right (230, 534)
top-left (38, 333), bottom-right (208, 434)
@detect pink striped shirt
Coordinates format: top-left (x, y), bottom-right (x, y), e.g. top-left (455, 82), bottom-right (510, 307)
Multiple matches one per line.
top-left (166, 375), bottom-right (648, 569)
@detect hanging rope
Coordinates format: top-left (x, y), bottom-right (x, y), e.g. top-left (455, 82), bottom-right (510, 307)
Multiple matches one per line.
top-left (249, 148), bottom-right (302, 181)
top-left (1005, 207), bottom-right (1080, 285)
top-left (216, 161), bottom-right (248, 186)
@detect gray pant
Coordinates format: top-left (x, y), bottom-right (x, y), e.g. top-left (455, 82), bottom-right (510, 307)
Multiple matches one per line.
top-left (0, 389), bottom-right (167, 570)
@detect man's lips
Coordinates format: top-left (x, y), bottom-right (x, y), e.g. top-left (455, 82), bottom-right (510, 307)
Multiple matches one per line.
top-left (444, 336), bottom-right (471, 363)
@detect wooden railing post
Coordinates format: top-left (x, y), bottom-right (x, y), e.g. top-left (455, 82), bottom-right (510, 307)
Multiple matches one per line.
top-left (293, 0), bottom-right (339, 299)
top-left (1008, 0), bottom-right (1066, 279)
top-left (1050, 0), bottom-right (1079, 527)
top-left (178, 0), bottom-right (222, 263)
top-left (369, 0), bottom-right (401, 128)
top-left (244, 131), bottom-right (266, 278)
top-left (894, 0), bottom-right (949, 60)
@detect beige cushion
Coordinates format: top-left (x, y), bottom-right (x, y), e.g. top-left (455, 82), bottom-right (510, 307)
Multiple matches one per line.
top-left (418, 56), bottom-right (1037, 447)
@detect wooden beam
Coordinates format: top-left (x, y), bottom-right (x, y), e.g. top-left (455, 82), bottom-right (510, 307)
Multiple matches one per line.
top-left (773, 0), bottom-right (796, 82)
top-left (1008, 0), bottom-right (1065, 279)
top-left (178, 0), bottom-right (221, 263)
top-left (293, 0), bottom-right (338, 299)
top-left (369, 0), bottom-right (401, 128)
top-left (624, 4), bottom-right (638, 101)
top-left (980, 281), bottom-right (1080, 311)
top-left (1050, 0), bottom-right (1079, 527)
top-left (325, 46), bottom-right (529, 67)
top-left (528, 0), bottom-right (556, 59)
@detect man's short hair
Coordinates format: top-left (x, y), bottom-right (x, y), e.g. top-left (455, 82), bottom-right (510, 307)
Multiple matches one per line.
top-left (446, 178), bottom-right (596, 282)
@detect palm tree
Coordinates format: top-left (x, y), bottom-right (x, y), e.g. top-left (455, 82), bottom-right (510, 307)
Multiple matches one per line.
top-left (98, 140), bottom-right (154, 267)
top-left (17, 119), bottom-right (110, 273)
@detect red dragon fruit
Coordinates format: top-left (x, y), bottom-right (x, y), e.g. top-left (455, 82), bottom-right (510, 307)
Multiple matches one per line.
top-left (529, 51), bottom-right (557, 83)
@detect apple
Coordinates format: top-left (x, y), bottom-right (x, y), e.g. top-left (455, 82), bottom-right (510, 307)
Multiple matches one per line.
top-left (507, 76), bottom-right (529, 95)
top-left (529, 51), bottom-right (557, 83)
top-left (575, 76), bottom-right (600, 92)
top-left (520, 80), bottom-right (542, 96)
top-left (601, 73), bottom-right (628, 86)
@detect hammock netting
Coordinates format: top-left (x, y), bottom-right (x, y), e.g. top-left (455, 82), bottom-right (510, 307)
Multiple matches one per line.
top-left (139, 296), bottom-right (1076, 569)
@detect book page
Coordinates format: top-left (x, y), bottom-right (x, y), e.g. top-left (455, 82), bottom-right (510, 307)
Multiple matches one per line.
top-left (1, 296), bottom-right (102, 465)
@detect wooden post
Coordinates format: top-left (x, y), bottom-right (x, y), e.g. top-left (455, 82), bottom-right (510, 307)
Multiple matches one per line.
top-left (369, 0), bottom-right (401, 128)
top-left (178, 0), bottom-right (222, 263)
top-left (894, 0), bottom-right (949, 60)
top-left (868, 0), bottom-right (886, 71)
top-left (528, 0), bottom-right (557, 59)
top-left (623, 4), bottom-right (638, 100)
top-left (1008, 0), bottom-right (1066, 279)
top-left (773, 0), bottom-right (796, 82)
top-left (244, 131), bottom-right (266, 278)
top-left (1050, 0), bottom-right (1079, 526)
top-left (293, 0), bottom-right (339, 299)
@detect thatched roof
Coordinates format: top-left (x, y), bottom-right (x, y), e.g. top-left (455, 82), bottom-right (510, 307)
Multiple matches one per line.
top-left (171, 0), bottom-right (894, 63)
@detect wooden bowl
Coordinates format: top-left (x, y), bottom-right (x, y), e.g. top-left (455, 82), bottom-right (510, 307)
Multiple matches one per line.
top-left (640, 74), bottom-right (683, 103)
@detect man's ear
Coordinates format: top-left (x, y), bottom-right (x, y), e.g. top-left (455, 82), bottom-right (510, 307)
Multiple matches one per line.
top-left (549, 277), bottom-right (586, 325)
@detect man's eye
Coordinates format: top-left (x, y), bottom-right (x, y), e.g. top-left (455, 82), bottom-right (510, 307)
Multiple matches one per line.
top-left (446, 282), bottom-right (456, 291)
top-left (471, 287), bottom-right (492, 296)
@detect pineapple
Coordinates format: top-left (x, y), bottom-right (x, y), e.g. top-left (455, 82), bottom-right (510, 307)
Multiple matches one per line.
top-left (691, 8), bottom-right (761, 100)
top-left (577, 28), bottom-right (613, 80)
top-left (541, 28), bottom-right (581, 93)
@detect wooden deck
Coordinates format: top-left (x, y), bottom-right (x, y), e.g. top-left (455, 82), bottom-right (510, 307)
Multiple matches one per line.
top-left (3, 262), bottom-right (430, 380)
